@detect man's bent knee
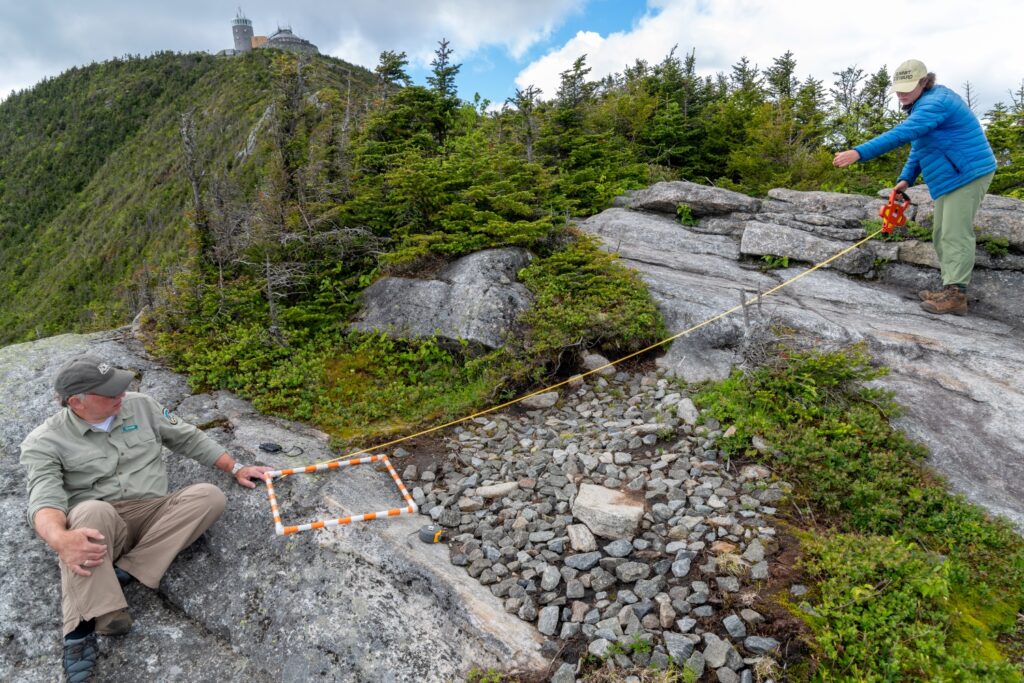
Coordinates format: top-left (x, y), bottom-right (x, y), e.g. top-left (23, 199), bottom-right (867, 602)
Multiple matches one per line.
top-left (178, 483), bottom-right (227, 518)
top-left (67, 500), bottom-right (120, 529)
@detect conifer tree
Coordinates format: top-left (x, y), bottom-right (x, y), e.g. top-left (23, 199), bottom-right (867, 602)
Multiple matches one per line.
top-left (986, 82), bottom-right (1024, 196)
top-left (427, 38), bottom-right (461, 146)
top-left (729, 56), bottom-right (765, 109)
top-left (829, 66), bottom-right (866, 148)
top-left (860, 67), bottom-right (896, 139)
top-left (765, 51), bottom-right (798, 103)
top-left (507, 85), bottom-right (542, 163)
top-left (963, 81), bottom-right (977, 113)
top-left (374, 50), bottom-right (411, 102)
top-left (556, 56), bottom-right (595, 114)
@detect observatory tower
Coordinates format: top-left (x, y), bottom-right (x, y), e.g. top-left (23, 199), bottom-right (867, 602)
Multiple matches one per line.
top-left (231, 9), bottom-right (254, 52)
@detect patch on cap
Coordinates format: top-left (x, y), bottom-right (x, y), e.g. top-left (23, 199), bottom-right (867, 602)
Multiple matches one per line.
top-left (891, 59), bottom-right (928, 94)
top-left (54, 354), bottom-right (133, 401)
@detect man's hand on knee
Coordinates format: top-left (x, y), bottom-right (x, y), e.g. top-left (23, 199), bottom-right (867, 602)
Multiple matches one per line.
top-left (56, 528), bottom-right (108, 577)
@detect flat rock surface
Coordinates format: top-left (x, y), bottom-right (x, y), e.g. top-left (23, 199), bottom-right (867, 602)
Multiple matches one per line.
top-left (0, 333), bottom-right (544, 682)
top-left (582, 189), bottom-right (1024, 530)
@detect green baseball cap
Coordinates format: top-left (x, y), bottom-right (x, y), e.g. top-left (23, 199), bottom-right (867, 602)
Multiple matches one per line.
top-left (54, 354), bottom-right (134, 404)
top-left (891, 59), bottom-right (928, 94)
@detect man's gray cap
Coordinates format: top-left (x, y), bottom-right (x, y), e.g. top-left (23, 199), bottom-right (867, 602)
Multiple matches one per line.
top-left (54, 354), bottom-right (133, 402)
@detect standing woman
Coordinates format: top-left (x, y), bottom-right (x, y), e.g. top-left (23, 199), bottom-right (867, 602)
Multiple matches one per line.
top-left (833, 59), bottom-right (997, 316)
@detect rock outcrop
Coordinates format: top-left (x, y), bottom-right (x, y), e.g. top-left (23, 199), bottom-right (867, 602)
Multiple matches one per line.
top-left (0, 333), bottom-right (544, 682)
top-left (350, 247), bottom-right (534, 350)
top-left (582, 181), bottom-right (1024, 529)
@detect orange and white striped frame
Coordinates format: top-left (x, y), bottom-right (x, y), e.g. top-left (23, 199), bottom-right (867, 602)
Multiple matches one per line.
top-left (263, 454), bottom-right (418, 535)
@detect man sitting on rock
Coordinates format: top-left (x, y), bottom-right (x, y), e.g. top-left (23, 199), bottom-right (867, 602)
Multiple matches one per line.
top-left (19, 354), bottom-right (273, 682)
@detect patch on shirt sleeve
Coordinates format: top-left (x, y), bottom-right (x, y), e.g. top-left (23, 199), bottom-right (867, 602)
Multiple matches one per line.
top-left (162, 408), bottom-right (180, 425)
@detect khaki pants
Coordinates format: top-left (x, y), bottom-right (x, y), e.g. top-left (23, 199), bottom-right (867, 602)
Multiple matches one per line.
top-left (932, 172), bottom-right (994, 287)
top-left (60, 483), bottom-right (226, 635)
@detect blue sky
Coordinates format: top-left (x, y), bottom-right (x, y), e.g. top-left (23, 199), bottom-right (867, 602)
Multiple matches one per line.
top-left (432, 0), bottom-right (649, 107)
top-left (2, 1), bottom-right (1022, 117)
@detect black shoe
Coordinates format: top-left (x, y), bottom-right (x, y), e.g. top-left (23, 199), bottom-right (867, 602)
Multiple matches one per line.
top-left (63, 632), bottom-right (97, 683)
top-left (114, 567), bottom-right (135, 588)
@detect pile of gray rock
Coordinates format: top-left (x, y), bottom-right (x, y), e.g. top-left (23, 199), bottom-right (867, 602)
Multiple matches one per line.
top-left (407, 362), bottom-right (795, 682)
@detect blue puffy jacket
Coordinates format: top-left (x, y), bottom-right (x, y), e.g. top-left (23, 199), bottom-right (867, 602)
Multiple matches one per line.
top-left (854, 84), bottom-right (996, 199)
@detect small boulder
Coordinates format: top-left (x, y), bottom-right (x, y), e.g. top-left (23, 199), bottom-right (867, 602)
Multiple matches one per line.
top-left (582, 353), bottom-right (616, 377)
top-left (744, 636), bottom-right (780, 655)
top-left (537, 605), bottom-right (560, 636)
top-left (475, 482), bottom-right (519, 498)
top-left (571, 484), bottom-right (645, 539)
top-left (567, 524), bottom-right (598, 552)
top-left (520, 391), bottom-right (559, 410)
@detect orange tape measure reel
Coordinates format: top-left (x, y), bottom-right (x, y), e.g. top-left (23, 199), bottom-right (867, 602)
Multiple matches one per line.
top-left (879, 189), bottom-right (912, 234)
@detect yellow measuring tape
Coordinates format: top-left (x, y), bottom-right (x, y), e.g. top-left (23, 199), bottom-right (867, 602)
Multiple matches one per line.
top-left (312, 227), bottom-right (885, 468)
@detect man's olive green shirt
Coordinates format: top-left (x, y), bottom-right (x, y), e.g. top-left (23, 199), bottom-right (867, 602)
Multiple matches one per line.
top-left (20, 392), bottom-right (225, 528)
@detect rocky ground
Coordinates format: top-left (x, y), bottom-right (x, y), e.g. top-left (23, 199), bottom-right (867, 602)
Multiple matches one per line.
top-left (4, 179), bottom-right (1024, 682)
top-left (0, 333), bottom-right (547, 683)
top-left (406, 356), bottom-right (804, 682)
top-left (0, 331), bottom-right (805, 683)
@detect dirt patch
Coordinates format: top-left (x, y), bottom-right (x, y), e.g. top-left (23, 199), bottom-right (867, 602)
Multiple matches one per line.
top-left (394, 432), bottom-right (451, 468)
top-left (748, 520), bottom-right (816, 675)
top-left (614, 486), bottom-right (647, 508)
top-left (613, 352), bottom-right (660, 376)
top-left (997, 616), bottom-right (1024, 670)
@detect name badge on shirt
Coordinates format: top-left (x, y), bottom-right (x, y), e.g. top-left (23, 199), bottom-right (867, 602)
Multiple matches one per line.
top-left (122, 424), bottom-right (139, 432)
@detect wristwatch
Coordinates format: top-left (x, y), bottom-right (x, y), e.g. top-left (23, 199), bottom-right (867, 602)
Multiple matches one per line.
top-left (231, 462), bottom-right (245, 476)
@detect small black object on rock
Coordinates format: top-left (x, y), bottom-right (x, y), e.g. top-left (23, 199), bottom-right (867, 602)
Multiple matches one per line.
top-left (418, 525), bottom-right (447, 543)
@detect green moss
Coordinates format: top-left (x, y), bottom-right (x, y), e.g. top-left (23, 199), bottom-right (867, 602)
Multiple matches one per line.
top-left (863, 217), bottom-right (932, 242)
top-left (796, 532), bottom-right (1022, 680)
top-left (978, 233), bottom-right (1010, 257)
top-left (759, 254), bottom-right (790, 269)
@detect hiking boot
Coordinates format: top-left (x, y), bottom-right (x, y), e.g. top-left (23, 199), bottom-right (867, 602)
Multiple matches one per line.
top-left (63, 632), bottom-right (98, 682)
top-left (918, 288), bottom-right (943, 302)
top-left (95, 609), bottom-right (132, 636)
top-left (920, 285), bottom-right (967, 315)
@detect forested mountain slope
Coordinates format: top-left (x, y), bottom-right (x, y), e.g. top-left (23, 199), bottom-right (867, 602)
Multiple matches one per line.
top-left (0, 51), bottom-right (375, 342)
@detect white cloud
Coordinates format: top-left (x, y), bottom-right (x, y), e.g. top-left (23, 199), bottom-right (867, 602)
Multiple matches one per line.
top-left (320, 0), bottom-right (585, 70)
top-left (515, 0), bottom-right (1024, 114)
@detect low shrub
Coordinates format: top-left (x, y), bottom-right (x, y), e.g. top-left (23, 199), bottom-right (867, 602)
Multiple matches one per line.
top-left (695, 344), bottom-right (1024, 679)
